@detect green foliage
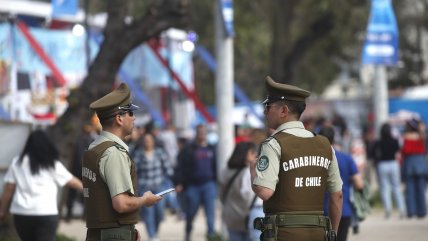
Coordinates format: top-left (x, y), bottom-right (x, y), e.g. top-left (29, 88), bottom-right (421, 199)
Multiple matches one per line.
top-left (56, 234), bottom-right (76, 241)
top-left (64, 0), bottom-right (428, 105)
top-left (191, 1), bottom-right (272, 104)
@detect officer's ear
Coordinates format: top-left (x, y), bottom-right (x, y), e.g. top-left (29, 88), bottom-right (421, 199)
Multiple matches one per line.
top-left (115, 113), bottom-right (124, 126)
top-left (279, 103), bottom-right (289, 117)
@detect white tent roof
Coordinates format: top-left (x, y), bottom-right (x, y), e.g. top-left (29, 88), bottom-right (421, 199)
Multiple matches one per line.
top-left (402, 85), bottom-right (428, 99)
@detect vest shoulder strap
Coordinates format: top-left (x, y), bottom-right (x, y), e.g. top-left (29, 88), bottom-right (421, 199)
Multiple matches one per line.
top-left (90, 141), bottom-right (116, 155)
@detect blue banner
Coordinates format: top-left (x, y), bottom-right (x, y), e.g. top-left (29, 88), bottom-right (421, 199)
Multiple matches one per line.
top-left (219, 0), bottom-right (234, 37)
top-left (52, 0), bottom-right (78, 17)
top-left (0, 23), bottom-right (98, 76)
top-left (120, 44), bottom-right (194, 89)
top-left (361, 0), bottom-right (399, 66)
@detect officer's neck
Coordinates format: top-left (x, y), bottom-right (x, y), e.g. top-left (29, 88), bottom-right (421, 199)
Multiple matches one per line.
top-left (103, 126), bottom-right (127, 141)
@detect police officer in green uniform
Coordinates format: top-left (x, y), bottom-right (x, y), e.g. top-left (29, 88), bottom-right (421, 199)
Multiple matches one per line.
top-left (82, 83), bottom-right (162, 241)
top-left (250, 76), bottom-right (343, 241)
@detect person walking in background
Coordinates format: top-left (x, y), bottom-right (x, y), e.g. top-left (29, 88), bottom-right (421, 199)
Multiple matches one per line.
top-left (219, 141), bottom-right (263, 241)
top-left (319, 126), bottom-right (363, 241)
top-left (82, 83), bottom-right (162, 241)
top-left (66, 123), bottom-right (98, 221)
top-left (371, 123), bottom-right (406, 219)
top-left (175, 124), bottom-right (218, 241)
top-left (157, 122), bottom-right (182, 217)
top-left (250, 76), bottom-right (343, 241)
top-left (401, 118), bottom-right (427, 218)
top-left (133, 132), bottom-right (172, 241)
top-left (0, 130), bottom-right (83, 241)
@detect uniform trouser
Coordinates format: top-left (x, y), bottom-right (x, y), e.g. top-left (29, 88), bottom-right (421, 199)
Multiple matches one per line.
top-left (14, 214), bottom-right (59, 241)
top-left (86, 225), bottom-right (138, 241)
top-left (276, 227), bottom-right (326, 241)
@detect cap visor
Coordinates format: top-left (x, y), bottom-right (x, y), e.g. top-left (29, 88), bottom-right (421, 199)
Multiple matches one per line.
top-left (262, 98), bottom-right (269, 104)
top-left (129, 104), bottom-right (140, 111)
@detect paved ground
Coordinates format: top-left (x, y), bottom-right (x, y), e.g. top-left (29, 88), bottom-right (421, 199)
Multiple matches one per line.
top-left (347, 209), bottom-right (428, 241)
top-left (58, 208), bottom-right (221, 241)
top-left (58, 207), bottom-right (428, 241)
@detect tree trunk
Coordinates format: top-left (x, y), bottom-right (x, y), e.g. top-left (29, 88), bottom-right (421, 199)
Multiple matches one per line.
top-left (270, 1), bottom-right (334, 85)
top-left (270, 0), bottom-right (298, 84)
top-left (46, 0), bottom-right (189, 168)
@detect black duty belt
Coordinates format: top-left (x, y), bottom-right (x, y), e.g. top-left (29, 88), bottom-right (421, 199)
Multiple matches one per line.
top-left (254, 214), bottom-right (331, 231)
top-left (86, 224), bottom-right (137, 241)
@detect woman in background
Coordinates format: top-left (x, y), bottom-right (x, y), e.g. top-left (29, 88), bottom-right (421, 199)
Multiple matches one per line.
top-left (0, 130), bottom-right (83, 241)
top-left (401, 119), bottom-right (427, 218)
top-left (133, 132), bottom-right (171, 241)
top-left (372, 123), bottom-right (406, 218)
top-left (219, 141), bottom-right (263, 241)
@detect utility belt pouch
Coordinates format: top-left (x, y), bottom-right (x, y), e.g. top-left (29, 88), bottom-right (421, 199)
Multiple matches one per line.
top-left (256, 215), bottom-right (277, 241)
top-left (253, 217), bottom-right (265, 231)
top-left (100, 227), bottom-right (135, 241)
top-left (327, 230), bottom-right (336, 241)
top-left (325, 217), bottom-right (335, 241)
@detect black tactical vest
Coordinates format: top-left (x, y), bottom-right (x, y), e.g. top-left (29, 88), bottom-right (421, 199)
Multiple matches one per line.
top-left (82, 141), bottom-right (139, 228)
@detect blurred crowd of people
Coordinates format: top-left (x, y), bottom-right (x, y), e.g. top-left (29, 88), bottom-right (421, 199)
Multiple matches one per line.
top-left (298, 113), bottom-right (428, 241)
top-left (116, 119), bottom-right (269, 241)
top-left (2, 109), bottom-right (427, 241)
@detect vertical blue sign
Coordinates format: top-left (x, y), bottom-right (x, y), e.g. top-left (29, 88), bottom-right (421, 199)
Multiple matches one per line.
top-left (52, 0), bottom-right (78, 17)
top-left (219, 0), bottom-right (234, 37)
top-left (361, 0), bottom-right (399, 66)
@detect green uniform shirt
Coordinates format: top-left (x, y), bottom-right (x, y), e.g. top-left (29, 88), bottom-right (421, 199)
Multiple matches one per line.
top-left (254, 121), bottom-right (342, 193)
top-left (88, 131), bottom-right (135, 197)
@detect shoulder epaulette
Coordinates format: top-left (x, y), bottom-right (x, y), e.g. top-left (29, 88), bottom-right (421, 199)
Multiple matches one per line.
top-left (113, 143), bottom-right (126, 152)
top-left (261, 136), bottom-right (274, 145)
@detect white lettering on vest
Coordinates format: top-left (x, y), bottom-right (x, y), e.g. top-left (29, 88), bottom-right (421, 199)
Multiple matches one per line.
top-left (282, 156), bottom-right (331, 172)
top-left (305, 176), bottom-right (321, 187)
top-left (282, 162), bottom-right (289, 171)
top-left (83, 187), bottom-right (90, 197)
top-left (82, 167), bottom-right (97, 182)
top-left (295, 177), bottom-right (304, 187)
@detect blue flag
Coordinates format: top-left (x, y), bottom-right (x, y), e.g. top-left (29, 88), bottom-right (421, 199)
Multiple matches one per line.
top-left (361, 0), bottom-right (399, 66)
top-left (52, 0), bottom-right (78, 17)
top-left (219, 0), bottom-right (234, 37)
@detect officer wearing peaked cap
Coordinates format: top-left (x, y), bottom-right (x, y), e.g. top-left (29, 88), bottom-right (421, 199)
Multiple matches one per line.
top-left (82, 83), bottom-right (162, 241)
top-left (250, 76), bottom-right (343, 241)
top-left (89, 83), bottom-right (139, 122)
top-left (262, 75), bottom-right (311, 104)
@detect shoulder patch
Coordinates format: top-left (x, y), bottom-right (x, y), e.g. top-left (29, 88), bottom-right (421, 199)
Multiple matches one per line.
top-left (257, 155), bottom-right (269, 171)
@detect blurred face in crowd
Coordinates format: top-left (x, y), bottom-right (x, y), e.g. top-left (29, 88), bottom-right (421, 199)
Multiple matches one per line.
top-left (196, 125), bottom-right (207, 144)
top-left (143, 133), bottom-right (155, 151)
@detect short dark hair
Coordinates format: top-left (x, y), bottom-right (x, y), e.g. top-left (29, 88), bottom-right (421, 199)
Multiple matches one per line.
top-left (318, 126), bottom-right (335, 145)
top-left (278, 100), bottom-right (306, 118)
top-left (99, 115), bottom-right (116, 127)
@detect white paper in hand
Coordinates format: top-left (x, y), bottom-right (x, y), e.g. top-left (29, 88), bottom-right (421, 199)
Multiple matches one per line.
top-left (155, 188), bottom-right (175, 196)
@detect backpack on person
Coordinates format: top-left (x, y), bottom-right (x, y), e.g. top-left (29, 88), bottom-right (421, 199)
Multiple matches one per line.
top-left (350, 180), bottom-right (371, 221)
